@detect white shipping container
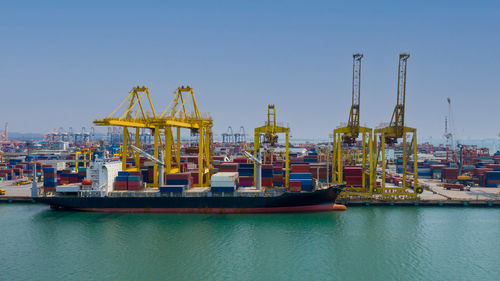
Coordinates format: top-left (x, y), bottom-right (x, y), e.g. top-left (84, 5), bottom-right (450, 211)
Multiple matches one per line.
top-left (56, 185), bottom-right (80, 192)
top-left (210, 181), bottom-right (236, 187)
top-left (210, 172), bottom-right (238, 188)
top-left (211, 172), bottom-right (238, 182)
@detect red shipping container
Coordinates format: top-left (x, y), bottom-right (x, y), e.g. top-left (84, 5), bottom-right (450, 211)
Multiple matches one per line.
top-left (289, 181), bottom-right (302, 188)
top-left (166, 173), bottom-right (191, 180)
top-left (289, 185), bottom-right (301, 192)
top-left (343, 166), bottom-right (363, 176)
top-left (262, 164), bottom-right (273, 170)
top-left (219, 163), bottom-right (239, 172)
top-left (44, 187), bottom-right (56, 192)
top-left (272, 174), bottom-right (283, 181)
top-left (291, 164), bottom-right (310, 173)
top-left (262, 179), bottom-right (273, 186)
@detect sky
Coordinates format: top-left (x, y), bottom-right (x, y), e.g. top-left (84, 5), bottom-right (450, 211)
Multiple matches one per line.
top-left (0, 0), bottom-right (499, 142)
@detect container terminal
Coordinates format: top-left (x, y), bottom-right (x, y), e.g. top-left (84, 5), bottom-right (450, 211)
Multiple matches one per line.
top-left (1, 54), bottom-right (500, 209)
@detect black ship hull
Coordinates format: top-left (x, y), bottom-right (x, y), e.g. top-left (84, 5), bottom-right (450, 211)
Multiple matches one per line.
top-left (34, 185), bottom-right (346, 213)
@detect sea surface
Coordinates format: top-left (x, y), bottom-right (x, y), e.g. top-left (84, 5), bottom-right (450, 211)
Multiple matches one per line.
top-left (1, 204), bottom-right (499, 280)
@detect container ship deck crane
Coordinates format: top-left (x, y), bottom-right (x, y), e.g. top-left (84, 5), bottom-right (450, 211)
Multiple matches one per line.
top-left (254, 105), bottom-right (290, 188)
top-left (374, 54), bottom-right (421, 198)
top-left (332, 54), bottom-right (374, 198)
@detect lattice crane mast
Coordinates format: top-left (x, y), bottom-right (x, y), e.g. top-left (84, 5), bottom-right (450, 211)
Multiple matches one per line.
top-left (384, 53), bottom-right (410, 145)
top-left (374, 54), bottom-right (422, 197)
top-left (333, 54), bottom-right (374, 196)
top-left (343, 53), bottom-right (363, 144)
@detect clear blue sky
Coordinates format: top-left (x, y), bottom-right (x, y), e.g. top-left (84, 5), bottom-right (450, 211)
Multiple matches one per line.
top-left (1, 0), bottom-right (499, 141)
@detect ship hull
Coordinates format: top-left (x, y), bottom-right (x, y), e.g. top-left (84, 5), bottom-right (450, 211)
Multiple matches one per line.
top-left (34, 185), bottom-right (345, 214)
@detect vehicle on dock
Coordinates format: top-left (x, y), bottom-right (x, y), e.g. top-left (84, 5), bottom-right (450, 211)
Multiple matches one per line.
top-left (0, 189), bottom-right (5, 196)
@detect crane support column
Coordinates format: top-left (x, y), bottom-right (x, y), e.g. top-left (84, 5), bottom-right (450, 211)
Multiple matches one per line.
top-left (153, 126), bottom-right (159, 187)
top-left (122, 127), bottom-right (128, 170)
top-left (165, 126), bottom-right (172, 179)
top-left (205, 127), bottom-right (211, 184)
top-left (135, 127), bottom-right (140, 169)
top-left (413, 129), bottom-right (418, 193)
top-left (254, 130), bottom-right (260, 186)
top-left (285, 130), bottom-right (289, 188)
top-left (198, 127), bottom-right (205, 187)
top-left (176, 127), bottom-right (181, 167)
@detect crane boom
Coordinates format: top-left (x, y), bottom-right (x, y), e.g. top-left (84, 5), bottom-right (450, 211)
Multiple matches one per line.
top-left (343, 54), bottom-right (363, 144)
top-left (386, 53), bottom-right (410, 144)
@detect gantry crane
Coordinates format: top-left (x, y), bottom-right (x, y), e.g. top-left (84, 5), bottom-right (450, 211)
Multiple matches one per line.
top-left (254, 105), bottom-right (289, 188)
top-left (95, 85), bottom-right (213, 188)
top-left (332, 54), bottom-right (374, 197)
top-left (94, 86), bottom-right (161, 184)
top-left (152, 86), bottom-right (213, 187)
top-left (374, 54), bottom-right (422, 198)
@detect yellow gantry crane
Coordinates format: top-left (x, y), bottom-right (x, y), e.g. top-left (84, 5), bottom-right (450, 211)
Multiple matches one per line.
top-left (333, 54), bottom-right (375, 197)
top-left (374, 54), bottom-right (421, 198)
top-left (94, 86), bottom-right (161, 184)
top-left (254, 105), bottom-right (290, 188)
top-left (152, 86), bottom-right (213, 187)
top-left (94, 85), bottom-right (213, 187)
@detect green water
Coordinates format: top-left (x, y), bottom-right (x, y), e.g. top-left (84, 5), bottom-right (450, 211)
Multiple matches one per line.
top-left (1, 204), bottom-right (499, 280)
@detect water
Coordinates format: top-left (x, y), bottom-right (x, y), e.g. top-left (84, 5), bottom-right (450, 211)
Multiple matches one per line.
top-left (1, 204), bottom-right (499, 281)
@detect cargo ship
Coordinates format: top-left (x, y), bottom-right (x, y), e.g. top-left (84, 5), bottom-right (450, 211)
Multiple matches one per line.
top-left (34, 184), bottom-right (346, 213)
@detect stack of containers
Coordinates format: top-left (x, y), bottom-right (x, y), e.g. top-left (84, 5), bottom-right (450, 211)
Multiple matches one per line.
top-left (160, 173), bottom-right (192, 192)
top-left (210, 172), bottom-right (238, 192)
top-left (262, 164), bottom-right (273, 186)
top-left (238, 163), bottom-right (254, 187)
top-left (43, 166), bottom-right (57, 191)
top-left (273, 161), bottom-right (284, 186)
top-left (61, 171), bottom-right (79, 184)
top-left (430, 164), bottom-right (446, 179)
top-left (304, 153), bottom-right (318, 163)
top-left (343, 166), bottom-right (363, 187)
top-left (141, 169), bottom-right (151, 183)
top-left (310, 163), bottom-right (328, 182)
top-left (115, 171), bottom-right (129, 191)
top-left (289, 173), bottom-right (313, 191)
top-left (13, 167), bottom-right (24, 179)
top-left (485, 171), bottom-right (500, 187)
top-left (289, 180), bottom-right (302, 192)
top-left (290, 164), bottom-right (313, 191)
top-left (127, 171), bottom-right (143, 191)
top-left (36, 162), bottom-right (43, 177)
top-left (472, 168), bottom-right (492, 186)
top-left (77, 167), bottom-right (87, 181)
top-left (0, 169), bottom-right (13, 181)
top-left (220, 163), bottom-right (239, 172)
top-left (441, 168), bottom-right (458, 183)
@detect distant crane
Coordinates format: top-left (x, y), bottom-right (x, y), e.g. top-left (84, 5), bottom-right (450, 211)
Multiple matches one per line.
top-left (0, 123), bottom-right (8, 141)
top-left (234, 126), bottom-right (247, 143)
top-left (222, 126), bottom-right (234, 143)
top-left (444, 97), bottom-right (457, 163)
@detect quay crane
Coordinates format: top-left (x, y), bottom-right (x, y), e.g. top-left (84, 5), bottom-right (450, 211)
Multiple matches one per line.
top-left (94, 85), bottom-right (213, 187)
top-left (332, 54), bottom-right (374, 197)
top-left (374, 54), bottom-right (422, 198)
